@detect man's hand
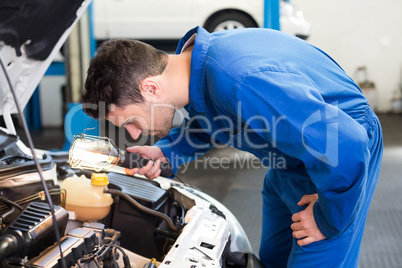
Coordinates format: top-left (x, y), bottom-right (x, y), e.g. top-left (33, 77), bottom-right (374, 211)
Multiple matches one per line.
top-left (291, 194), bottom-right (326, 246)
top-left (124, 146), bottom-right (168, 179)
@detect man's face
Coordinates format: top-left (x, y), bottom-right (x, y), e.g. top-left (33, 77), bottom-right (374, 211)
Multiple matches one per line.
top-left (107, 101), bottom-right (175, 139)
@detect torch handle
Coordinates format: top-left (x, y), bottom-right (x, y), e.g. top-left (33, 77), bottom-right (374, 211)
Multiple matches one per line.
top-left (122, 152), bottom-right (173, 178)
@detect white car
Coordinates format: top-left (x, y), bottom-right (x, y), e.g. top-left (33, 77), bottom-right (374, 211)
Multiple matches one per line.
top-left (94, 0), bottom-right (311, 41)
top-left (0, 0), bottom-right (263, 267)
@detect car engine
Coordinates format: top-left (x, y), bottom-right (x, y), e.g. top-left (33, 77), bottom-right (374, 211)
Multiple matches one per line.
top-left (0, 130), bottom-right (262, 268)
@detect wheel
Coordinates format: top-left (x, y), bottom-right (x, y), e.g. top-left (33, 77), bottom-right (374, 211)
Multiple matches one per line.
top-left (205, 12), bottom-right (257, 33)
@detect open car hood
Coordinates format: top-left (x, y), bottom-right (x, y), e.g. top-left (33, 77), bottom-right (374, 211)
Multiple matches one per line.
top-left (0, 0), bottom-right (91, 132)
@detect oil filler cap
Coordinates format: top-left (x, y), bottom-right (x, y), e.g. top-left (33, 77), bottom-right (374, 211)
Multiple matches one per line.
top-left (91, 173), bottom-right (109, 186)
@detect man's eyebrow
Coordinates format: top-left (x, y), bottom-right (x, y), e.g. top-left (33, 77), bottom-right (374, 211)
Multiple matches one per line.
top-left (106, 116), bottom-right (131, 128)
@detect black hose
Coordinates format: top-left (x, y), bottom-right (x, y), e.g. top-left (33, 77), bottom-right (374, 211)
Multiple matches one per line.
top-left (105, 189), bottom-right (179, 232)
top-left (1, 207), bottom-right (15, 221)
top-left (0, 196), bottom-right (23, 211)
top-left (104, 244), bottom-right (131, 268)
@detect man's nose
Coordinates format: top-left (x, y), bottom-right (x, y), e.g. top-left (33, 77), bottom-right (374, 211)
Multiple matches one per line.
top-left (125, 124), bottom-right (142, 139)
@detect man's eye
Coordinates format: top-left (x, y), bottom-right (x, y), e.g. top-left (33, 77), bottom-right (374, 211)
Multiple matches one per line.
top-left (123, 119), bottom-right (134, 126)
top-left (125, 120), bottom-right (137, 128)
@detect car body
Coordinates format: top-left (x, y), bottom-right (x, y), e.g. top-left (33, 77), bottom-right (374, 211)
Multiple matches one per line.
top-left (93, 0), bottom-right (311, 41)
top-left (0, 0), bottom-right (263, 267)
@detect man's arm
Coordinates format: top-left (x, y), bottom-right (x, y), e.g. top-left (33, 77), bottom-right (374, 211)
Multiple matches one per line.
top-left (154, 115), bottom-right (215, 175)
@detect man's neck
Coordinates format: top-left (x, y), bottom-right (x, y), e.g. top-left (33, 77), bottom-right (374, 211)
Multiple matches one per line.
top-left (161, 47), bottom-right (193, 109)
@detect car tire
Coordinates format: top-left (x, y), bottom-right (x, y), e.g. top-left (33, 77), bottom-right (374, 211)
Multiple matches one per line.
top-left (205, 12), bottom-right (257, 33)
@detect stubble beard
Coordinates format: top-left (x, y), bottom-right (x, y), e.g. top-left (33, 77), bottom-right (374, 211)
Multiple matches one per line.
top-left (152, 104), bottom-right (175, 138)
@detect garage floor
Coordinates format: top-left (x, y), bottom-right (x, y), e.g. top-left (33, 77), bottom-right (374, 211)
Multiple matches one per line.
top-left (20, 113), bottom-right (402, 267)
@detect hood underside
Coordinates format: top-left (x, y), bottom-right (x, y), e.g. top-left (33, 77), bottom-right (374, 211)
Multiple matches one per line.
top-left (0, 0), bottom-right (90, 119)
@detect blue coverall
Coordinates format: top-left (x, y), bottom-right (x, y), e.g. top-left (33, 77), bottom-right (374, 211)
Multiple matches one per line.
top-left (155, 26), bottom-right (383, 267)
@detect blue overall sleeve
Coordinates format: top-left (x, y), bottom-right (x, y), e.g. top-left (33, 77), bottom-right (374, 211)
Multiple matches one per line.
top-left (155, 115), bottom-right (214, 175)
top-left (235, 70), bottom-right (370, 239)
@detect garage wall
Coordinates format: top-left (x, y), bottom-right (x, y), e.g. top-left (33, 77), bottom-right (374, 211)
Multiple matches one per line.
top-left (293, 0), bottom-right (402, 112)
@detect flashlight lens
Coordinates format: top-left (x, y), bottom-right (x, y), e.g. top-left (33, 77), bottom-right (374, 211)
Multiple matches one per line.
top-left (69, 135), bottom-right (120, 171)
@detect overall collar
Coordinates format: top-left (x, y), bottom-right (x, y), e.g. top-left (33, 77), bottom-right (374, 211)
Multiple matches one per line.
top-left (176, 26), bottom-right (211, 113)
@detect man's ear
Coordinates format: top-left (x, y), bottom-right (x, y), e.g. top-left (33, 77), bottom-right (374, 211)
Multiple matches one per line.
top-left (140, 77), bottom-right (161, 99)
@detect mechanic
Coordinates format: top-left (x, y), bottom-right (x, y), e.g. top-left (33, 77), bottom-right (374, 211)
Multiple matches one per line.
top-left (82, 26), bottom-right (383, 267)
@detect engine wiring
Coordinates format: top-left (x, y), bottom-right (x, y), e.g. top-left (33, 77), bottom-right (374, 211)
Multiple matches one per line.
top-left (77, 244), bottom-right (131, 268)
top-left (0, 195), bottom-right (23, 211)
top-left (76, 230), bottom-right (131, 268)
top-left (0, 189), bottom-right (67, 212)
top-left (0, 56), bottom-right (67, 268)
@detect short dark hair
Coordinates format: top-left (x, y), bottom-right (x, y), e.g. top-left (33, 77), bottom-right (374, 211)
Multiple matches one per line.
top-left (82, 39), bottom-right (168, 119)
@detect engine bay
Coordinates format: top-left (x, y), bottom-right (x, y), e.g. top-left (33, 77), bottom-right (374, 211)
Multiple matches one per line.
top-left (0, 130), bottom-right (261, 267)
